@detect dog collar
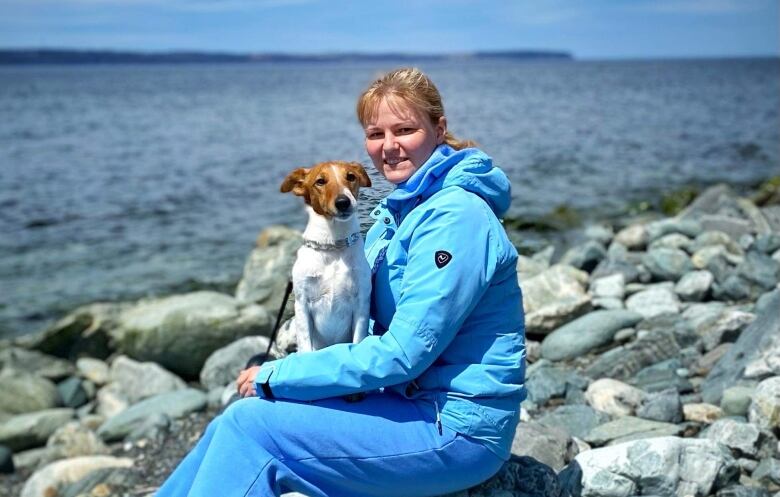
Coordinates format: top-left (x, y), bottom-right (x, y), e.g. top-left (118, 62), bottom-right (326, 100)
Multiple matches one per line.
top-left (302, 232), bottom-right (361, 251)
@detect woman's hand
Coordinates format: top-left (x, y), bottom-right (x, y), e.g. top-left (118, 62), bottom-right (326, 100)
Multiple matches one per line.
top-left (236, 366), bottom-right (261, 398)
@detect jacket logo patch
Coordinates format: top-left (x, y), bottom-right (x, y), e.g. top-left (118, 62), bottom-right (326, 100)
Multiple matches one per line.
top-left (435, 250), bottom-right (452, 269)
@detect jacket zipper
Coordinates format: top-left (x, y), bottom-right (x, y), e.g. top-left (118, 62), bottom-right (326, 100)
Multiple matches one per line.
top-left (434, 399), bottom-right (442, 436)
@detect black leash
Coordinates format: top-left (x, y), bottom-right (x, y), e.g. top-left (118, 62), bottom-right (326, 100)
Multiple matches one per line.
top-left (245, 279), bottom-right (293, 368)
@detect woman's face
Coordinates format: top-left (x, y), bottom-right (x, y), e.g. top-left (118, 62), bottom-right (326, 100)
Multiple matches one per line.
top-left (364, 98), bottom-right (446, 185)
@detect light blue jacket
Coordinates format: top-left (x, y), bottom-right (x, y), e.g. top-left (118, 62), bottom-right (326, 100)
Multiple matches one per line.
top-left (254, 144), bottom-right (527, 459)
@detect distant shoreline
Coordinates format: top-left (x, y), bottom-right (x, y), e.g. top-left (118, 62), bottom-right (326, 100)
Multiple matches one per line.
top-left (0, 49), bottom-right (574, 65)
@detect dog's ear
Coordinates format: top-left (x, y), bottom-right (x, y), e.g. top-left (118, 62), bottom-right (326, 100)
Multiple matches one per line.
top-left (280, 168), bottom-right (309, 196)
top-left (349, 163), bottom-right (372, 188)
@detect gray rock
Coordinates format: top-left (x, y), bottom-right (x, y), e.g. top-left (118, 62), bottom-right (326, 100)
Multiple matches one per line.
top-left (675, 270), bottom-right (714, 301)
top-left (625, 284), bottom-right (681, 319)
top-left (0, 444), bottom-right (13, 473)
top-left (703, 418), bottom-right (762, 457)
top-left (589, 273), bottom-right (625, 299)
top-left (583, 416), bottom-right (682, 446)
top-left (748, 377), bottom-right (780, 432)
top-left (108, 355), bottom-right (187, 405)
top-left (97, 388), bottom-right (207, 442)
top-left (448, 455), bottom-right (567, 497)
top-left (525, 362), bottom-right (587, 405)
top-left (737, 250), bottom-right (780, 292)
top-left (521, 265), bottom-right (592, 335)
top-left (60, 466), bottom-right (140, 497)
top-left (717, 485), bottom-right (771, 497)
top-left (57, 377), bottom-right (88, 408)
top-left (637, 388), bottom-right (683, 423)
top-left (19, 455), bottom-right (134, 497)
top-left (592, 253), bottom-right (641, 284)
top-left (0, 369), bottom-right (61, 415)
top-left (75, 358), bottom-right (110, 386)
top-left (752, 458), bottom-right (780, 486)
top-left (537, 404), bottom-right (610, 440)
top-left (677, 184), bottom-right (772, 236)
top-left (698, 309), bottom-right (756, 353)
top-left (643, 247), bottom-right (695, 282)
top-left (510, 421), bottom-right (570, 471)
top-left (649, 232), bottom-right (693, 252)
top-left (585, 378), bottom-right (646, 417)
top-left (235, 225), bottom-right (302, 311)
top-left (631, 359), bottom-right (693, 393)
top-left (585, 329), bottom-right (682, 381)
top-left (646, 218), bottom-right (703, 241)
top-left (0, 408), bottom-right (75, 451)
top-left (126, 412), bottom-right (171, 441)
top-left (110, 291), bottom-right (271, 378)
top-left (691, 230), bottom-right (745, 256)
top-left (560, 240), bottom-right (607, 273)
top-left (561, 436), bottom-right (739, 497)
top-left (200, 335), bottom-right (271, 390)
top-left (540, 310), bottom-right (643, 362)
top-left (46, 421), bottom-right (109, 459)
top-left (614, 224), bottom-right (648, 250)
top-left (701, 290), bottom-right (780, 404)
top-left (721, 386), bottom-right (756, 417)
top-left (0, 348), bottom-right (75, 380)
top-left (755, 233), bottom-right (780, 254)
top-left (584, 224), bottom-right (614, 245)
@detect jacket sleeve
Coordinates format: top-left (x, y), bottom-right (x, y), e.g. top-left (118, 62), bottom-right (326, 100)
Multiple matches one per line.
top-left (254, 197), bottom-right (498, 401)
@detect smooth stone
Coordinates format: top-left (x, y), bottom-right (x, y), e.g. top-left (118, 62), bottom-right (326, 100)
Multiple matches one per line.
top-left (703, 418), bottom-right (762, 457)
top-left (637, 388), bottom-right (683, 423)
top-left (643, 247), bottom-right (695, 281)
top-left (584, 416), bottom-right (682, 446)
top-left (235, 225), bottom-right (302, 310)
top-left (677, 184), bottom-right (772, 235)
top-left (752, 458), bottom-right (780, 487)
top-left (590, 273), bottom-right (625, 299)
top-left (59, 466), bottom-right (140, 497)
top-left (57, 377), bottom-right (89, 409)
top-left (540, 309), bottom-right (643, 361)
top-left (701, 290), bottom-right (780, 404)
top-left (614, 224), bottom-right (648, 250)
top-left (537, 404), bottom-right (610, 440)
top-left (97, 388), bottom-right (207, 442)
top-left (646, 218), bottom-right (703, 241)
top-left (559, 240), bottom-right (607, 273)
top-left (737, 250), bottom-right (780, 291)
top-left (200, 335), bottom-right (271, 390)
top-left (510, 421), bottom-right (570, 471)
top-left (109, 355), bottom-right (187, 405)
top-left (716, 485), bottom-right (772, 497)
top-left (721, 386), bottom-right (756, 417)
top-left (748, 377), bottom-right (780, 432)
top-left (755, 233), bottom-right (780, 254)
top-left (584, 224), bottom-right (614, 245)
top-left (95, 383), bottom-right (130, 419)
top-left (525, 362), bottom-right (586, 405)
top-left (630, 358), bottom-right (694, 393)
top-left (698, 309), bottom-right (756, 353)
top-left (46, 421), bottom-right (110, 459)
top-left (0, 370), bottom-right (61, 415)
top-left (517, 253), bottom-right (549, 281)
top-left (625, 284), bottom-right (680, 319)
top-left (691, 230), bottom-right (745, 256)
top-left (110, 291), bottom-right (271, 378)
top-left (613, 327), bottom-right (636, 343)
top-left (648, 232), bottom-right (693, 252)
top-left (0, 348), bottom-right (76, 381)
top-left (684, 402), bottom-right (724, 424)
top-left (693, 245), bottom-right (744, 270)
top-left (521, 265), bottom-right (592, 335)
top-left (0, 408), bottom-right (75, 452)
top-left (585, 378), bottom-right (646, 417)
top-left (19, 455), bottom-right (133, 497)
top-left (675, 270), bottom-right (715, 301)
top-left (450, 455), bottom-right (567, 497)
top-left (75, 358), bottom-right (110, 386)
top-left (592, 253), bottom-right (641, 284)
top-left (592, 297), bottom-right (624, 310)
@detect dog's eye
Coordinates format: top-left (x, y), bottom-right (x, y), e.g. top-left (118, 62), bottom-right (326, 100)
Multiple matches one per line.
top-left (315, 178), bottom-right (327, 186)
top-left (346, 173), bottom-right (356, 182)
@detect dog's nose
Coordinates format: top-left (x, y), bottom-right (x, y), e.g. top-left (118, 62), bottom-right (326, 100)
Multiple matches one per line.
top-left (335, 195), bottom-right (352, 213)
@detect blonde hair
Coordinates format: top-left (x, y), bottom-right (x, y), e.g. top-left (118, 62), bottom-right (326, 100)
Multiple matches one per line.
top-left (356, 67), bottom-right (477, 151)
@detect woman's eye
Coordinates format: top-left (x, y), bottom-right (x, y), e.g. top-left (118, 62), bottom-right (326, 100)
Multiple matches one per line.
top-left (397, 128), bottom-right (414, 134)
top-left (346, 173), bottom-right (356, 182)
top-left (315, 178), bottom-right (327, 186)
top-left (367, 132), bottom-right (382, 140)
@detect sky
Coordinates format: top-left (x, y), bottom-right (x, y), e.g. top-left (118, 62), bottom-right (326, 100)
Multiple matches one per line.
top-left (0, 0), bottom-right (777, 60)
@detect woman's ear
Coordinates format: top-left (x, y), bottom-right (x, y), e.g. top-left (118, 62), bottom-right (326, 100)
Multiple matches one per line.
top-left (437, 116), bottom-right (447, 144)
top-left (349, 163), bottom-right (372, 188)
top-left (280, 168), bottom-right (309, 196)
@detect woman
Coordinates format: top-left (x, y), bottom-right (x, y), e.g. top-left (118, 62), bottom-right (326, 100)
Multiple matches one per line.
top-left (156, 68), bottom-right (526, 497)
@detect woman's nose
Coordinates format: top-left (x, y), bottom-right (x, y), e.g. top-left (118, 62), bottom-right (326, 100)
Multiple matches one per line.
top-left (383, 133), bottom-right (398, 152)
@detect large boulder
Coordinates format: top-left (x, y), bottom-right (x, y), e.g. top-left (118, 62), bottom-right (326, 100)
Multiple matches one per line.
top-left (701, 290), bottom-right (780, 404)
top-left (677, 184), bottom-right (773, 237)
top-left (0, 369), bottom-right (61, 415)
top-left (110, 291), bottom-right (271, 378)
top-left (0, 408), bottom-right (75, 451)
top-left (235, 226), bottom-right (302, 312)
top-left (0, 347), bottom-right (75, 380)
top-left (108, 355), bottom-right (187, 405)
top-left (559, 437), bottom-right (739, 497)
top-left (200, 335), bottom-right (271, 390)
top-left (541, 310), bottom-right (643, 362)
top-left (20, 455), bottom-right (133, 497)
top-left (521, 265), bottom-right (591, 335)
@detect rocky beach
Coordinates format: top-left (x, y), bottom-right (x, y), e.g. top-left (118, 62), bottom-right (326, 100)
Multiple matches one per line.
top-left (1, 179), bottom-right (779, 497)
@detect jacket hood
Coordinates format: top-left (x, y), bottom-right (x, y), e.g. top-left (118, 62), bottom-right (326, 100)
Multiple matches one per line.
top-left (385, 144), bottom-right (511, 218)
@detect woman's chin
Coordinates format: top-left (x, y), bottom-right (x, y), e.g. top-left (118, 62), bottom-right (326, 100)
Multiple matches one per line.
top-left (383, 166), bottom-right (416, 184)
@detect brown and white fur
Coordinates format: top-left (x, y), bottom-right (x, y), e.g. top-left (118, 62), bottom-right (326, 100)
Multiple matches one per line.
top-left (280, 161), bottom-right (372, 353)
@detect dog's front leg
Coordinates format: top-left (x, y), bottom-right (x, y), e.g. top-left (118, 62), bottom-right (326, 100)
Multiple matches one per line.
top-left (351, 294), bottom-right (370, 344)
top-left (294, 299), bottom-right (314, 353)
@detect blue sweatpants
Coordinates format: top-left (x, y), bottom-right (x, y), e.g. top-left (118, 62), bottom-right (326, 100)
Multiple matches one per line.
top-left (155, 391), bottom-right (504, 497)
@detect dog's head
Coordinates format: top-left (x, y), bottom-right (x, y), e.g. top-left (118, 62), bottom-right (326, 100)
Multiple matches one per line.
top-left (280, 161), bottom-right (371, 220)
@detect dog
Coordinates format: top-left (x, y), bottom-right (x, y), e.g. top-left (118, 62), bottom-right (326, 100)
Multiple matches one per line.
top-left (280, 161), bottom-right (372, 354)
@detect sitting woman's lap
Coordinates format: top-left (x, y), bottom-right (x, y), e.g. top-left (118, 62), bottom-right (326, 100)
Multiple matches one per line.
top-left (157, 391), bottom-right (503, 497)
